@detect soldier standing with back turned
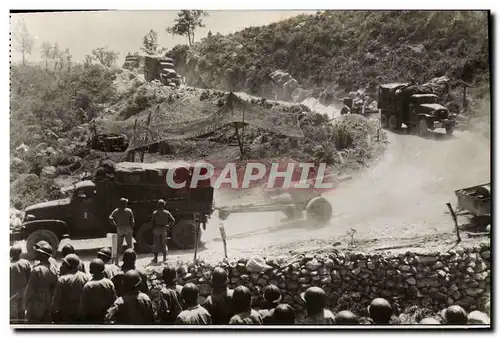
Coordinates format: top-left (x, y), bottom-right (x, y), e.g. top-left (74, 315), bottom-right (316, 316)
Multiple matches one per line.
top-left (151, 199), bottom-right (175, 263)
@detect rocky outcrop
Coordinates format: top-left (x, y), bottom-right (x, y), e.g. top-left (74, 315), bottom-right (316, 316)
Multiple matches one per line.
top-left (145, 245), bottom-right (491, 318)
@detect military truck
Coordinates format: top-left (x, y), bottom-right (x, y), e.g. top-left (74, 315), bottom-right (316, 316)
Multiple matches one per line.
top-left (88, 133), bottom-right (129, 152)
top-left (378, 83), bottom-right (457, 135)
top-left (10, 161), bottom-right (214, 258)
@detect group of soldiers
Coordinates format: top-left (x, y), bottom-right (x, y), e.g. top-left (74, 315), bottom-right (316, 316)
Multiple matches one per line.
top-left (108, 197), bottom-right (175, 263)
top-left (10, 238), bottom-right (491, 325)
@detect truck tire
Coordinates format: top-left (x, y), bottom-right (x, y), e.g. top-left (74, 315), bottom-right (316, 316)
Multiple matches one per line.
top-left (135, 222), bottom-right (154, 253)
top-left (418, 118), bottom-right (429, 136)
top-left (26, 229), bottom-right (59, 259)
top-left (388, 115), bottom-right (401, 130)
top-left (306, 197), bottom-right (332, 226)
top-left (445, 125), bottom-right (454, 136)
top-left (171, 220), bottom-right (201, 250)
top-left (380, 114), bottom-right (388, 128)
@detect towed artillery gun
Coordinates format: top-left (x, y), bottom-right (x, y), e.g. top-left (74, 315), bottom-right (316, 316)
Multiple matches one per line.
top-left (10, 161), bottom-right (215, 258)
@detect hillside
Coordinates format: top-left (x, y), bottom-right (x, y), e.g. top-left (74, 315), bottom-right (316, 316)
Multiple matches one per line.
top-left (169, 11), bottom-right (490, 111)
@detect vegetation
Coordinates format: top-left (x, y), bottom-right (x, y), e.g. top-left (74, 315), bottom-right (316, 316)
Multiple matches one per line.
top-left (12, 18), bottom-right (34, 66)
top-left (141, 29), bottom-right (166, 55)
top-left (166, 10), bottom-right (209, 46)
top-left (168, 11), bottom-right (489, 106)
top-left (90, 47), bottom-right (120, 67)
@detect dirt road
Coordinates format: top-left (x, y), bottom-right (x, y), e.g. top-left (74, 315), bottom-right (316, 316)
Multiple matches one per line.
top-left (46, 127), bottom-right (489, 269)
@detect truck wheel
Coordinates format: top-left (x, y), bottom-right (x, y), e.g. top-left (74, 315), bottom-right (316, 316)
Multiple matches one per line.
top-left (445, 125), bottom-right (454, 136)
top-left (26, 229), bottom-right (59, 259)
top-left (388, 115), bottom-right (401, 130)
top-left (171, 220), bottom-right (201, 250)
top-left (380, 114), bottom-right (388, 128)
top-left (135, 222), bottom-right (154, 253)
top-left (306, 197), bottom-right (332, 226)
top-left (418, 118), bottom-right (429, 136)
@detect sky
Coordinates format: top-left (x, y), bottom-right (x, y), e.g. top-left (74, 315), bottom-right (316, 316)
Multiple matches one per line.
top-left (10, 10), bottom-right (316, 64)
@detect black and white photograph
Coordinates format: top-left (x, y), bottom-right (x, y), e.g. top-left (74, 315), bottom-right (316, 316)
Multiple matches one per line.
top-left (8, 6), bottom-right (492, 329)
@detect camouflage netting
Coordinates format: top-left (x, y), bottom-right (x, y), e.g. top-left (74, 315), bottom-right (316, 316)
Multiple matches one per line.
top-left (127, 92), bottom-right (305, 151)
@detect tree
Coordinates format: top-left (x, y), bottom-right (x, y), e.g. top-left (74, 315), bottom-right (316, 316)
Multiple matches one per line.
top-left (50, 42), bottom-right (61, 71)
top-left (166, 10), bottom-right (208, 46)
top-left (91, 47), bottom-right (120, 67)
top-left (12, 18), bottom-right (34, 65)
top-left (64, 48), bottom-right (72, 71)
top-left (141, 29), bottom-right (161, 55)
top-left (40, 42), bottom-right (52, 70)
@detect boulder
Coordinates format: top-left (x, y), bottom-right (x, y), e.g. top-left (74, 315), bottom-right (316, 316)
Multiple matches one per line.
top-left (246, 257), bottom-right (272, 273)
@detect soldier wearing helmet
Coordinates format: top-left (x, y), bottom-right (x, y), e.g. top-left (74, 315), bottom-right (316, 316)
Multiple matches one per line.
top-left (151, 198), bottom-right (175, 263)
top-left (299, 286), bottom-right (335, 324)
top-left (334, 310), bottom-right (360, 325)
top-left (258, 284), bottom-right (282, 324)
top-left (367, 298), bottom-right (393, 324)
top-left (10, 246), bottom-right (31, 321)
top-left (341, 97), bottom-right (352, 116)
top-left (153, 266), bottom-right (183, 324)
top-left (24, 241), bottom-right (58, 323)
top-left (51, 254), bottom-right (91, 323)
top-left (111, 249), bottom-right (149, 297)
top-left (97, 247), bottom-right (120, 279)
top-left (34, 240), bottom-right (58, 275)
top-left (441, 305), bottom-right (467, 325)
top-left (174, 283), bottom-right (212, 324)
top-left (80, 258), bottom-right (117, 323)
top-left (105, 270), bottom-right (155, 324)
top-left (108, 197), bottom-right (136, 255)
top-left (229, 285), bottom-right (263, 324)
top-left (59, 243), bottom-right (86, 276)
top-left (202, 267), bottom-right (235, 324)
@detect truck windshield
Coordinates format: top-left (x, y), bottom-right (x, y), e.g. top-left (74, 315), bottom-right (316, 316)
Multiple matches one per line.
top-left (417, 96), bottom-right (438, 104)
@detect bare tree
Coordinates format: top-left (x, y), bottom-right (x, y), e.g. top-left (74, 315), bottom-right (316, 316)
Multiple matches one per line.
top-left (40, 41), bottom-right (52, 70)
top-left (166, 10), bottom-right (208, 46)
top-left (12, 18), bottom-right (34, 65)
top-left (64, 48), bottom-right (72, 71)
top-left (50, 42), bottom-right (61, 71)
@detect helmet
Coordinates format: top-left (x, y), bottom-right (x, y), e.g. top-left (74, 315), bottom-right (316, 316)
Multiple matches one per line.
top-left (62, 254), bottom-right (81, 270)
top-left (34, 240), bottom-right (49, 250)
top-left (368, 298), bottom-right (393, 323)
top-left (35, 242), bottom-right (53, 257)
top-left (157, 199), bottom-right (166, 208)
top-left (123, 269), bottom-right (142, 290)
top-left (90, 258), bottom-right (105, 275)
top-left (443, 305), bottom-right (467, 324)
top-left (262, 284), bottom-right (282, 304)
top-left (162, 266), bottom-right (177, 283)
top-left (233, 285), bottom-right (252, 305)
top-left (61, 243), bottom-right (76, 257)
top-left (119, 198), bottom-right (128, 206)
top-left (181, 283), bottom-right (199, 304)
top-left (211, 267), bottom-right (228, 287)
top-left (334, 310), bottom-right (359, 324)
top-left (301, 286), bottom-right (326, 306)
top-left (122, 249), bottom-right (137, 264)
top-left (97, 247), bottom-right (112, 260)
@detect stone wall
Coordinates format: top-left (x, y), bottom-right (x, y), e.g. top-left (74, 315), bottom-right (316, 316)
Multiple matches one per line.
top-left (145, 244), bottom-right (491, 319)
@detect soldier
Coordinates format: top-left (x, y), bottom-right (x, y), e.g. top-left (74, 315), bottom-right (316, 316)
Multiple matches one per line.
top-left (34, 240), bottom-right (58, 275)
top-left (51, 254), bottom-right (91, 323)
top-left (340, 98), bottom-right (351, 116)
top-left (334, 310), bottom-right (360, 325)
top-left (80, 258), bottom-right (117, 324)
top-left (174, 283), bottom-right (212, 325)
top-left (258, 284), bottom-right (282, 324)
top-left (273, 304), bottom-right (296, 324)
top-left (419, 317), bottom-right (441, 324)
top-left (153, 266), bottom-right (183, 324)
top-left (299, 286), bottom-right (335, 324)
top-left (105, 270), bottom-right (155, 325)
top-left (24, 242), bottom-right (58, 323)
top-left (151, 199), bottom-right (175, 263)
top-left (203, 267), bottom-right (235, 324)
top-left (367, 298), bottom-right (393, 325)
top-left (111, 249), bottom-right (149, 297)
top-left (441, 305), bottom-right (467, 325)
top-left (109, 197), bottom-right (135, 253)
top-left (229, 286), bottom-right (263, 324)
top-left (10, 246), bottom-right (31, 321)
top-left (59, 243), bottom-right (86, 275)
top-left (97, 247), bottom-right (120, 279)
